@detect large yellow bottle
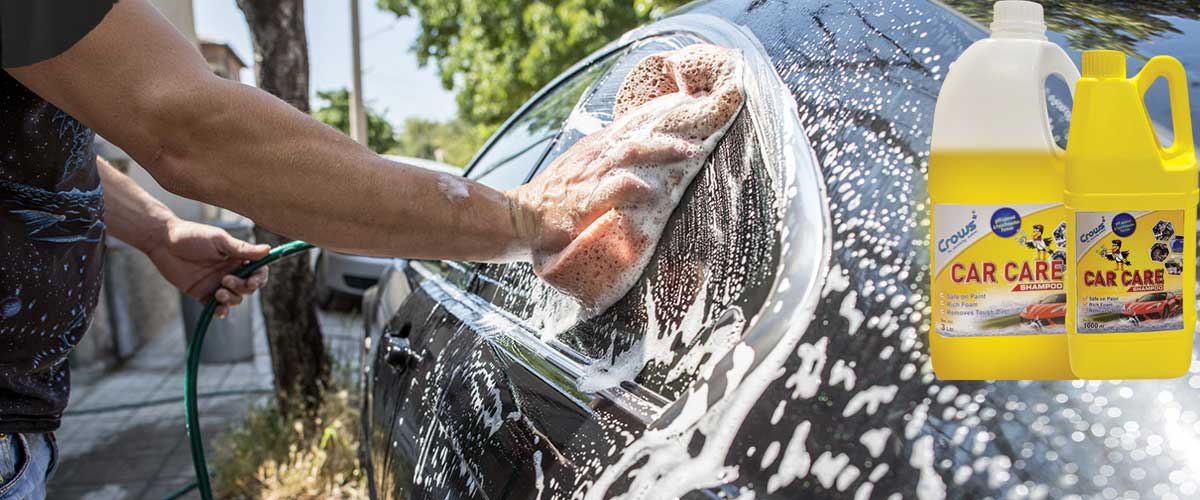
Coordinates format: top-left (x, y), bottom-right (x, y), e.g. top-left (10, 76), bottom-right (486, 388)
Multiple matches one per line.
top-left (929, 1), bottom-right (1080, 380)
top-left (1065, 51), bottom-right (1197, 379)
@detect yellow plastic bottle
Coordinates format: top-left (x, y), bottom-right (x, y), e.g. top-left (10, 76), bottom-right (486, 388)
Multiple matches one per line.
top-left (930, 1), bottom-right (1080, 380)
top-left (1064, 51), bottom-right (1197, 379)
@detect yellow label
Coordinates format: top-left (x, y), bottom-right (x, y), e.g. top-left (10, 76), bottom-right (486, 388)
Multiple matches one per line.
top-left (933, 203), bottom-right (1067, 337)
top-left (1074, 210), bottom-right (1185, 333)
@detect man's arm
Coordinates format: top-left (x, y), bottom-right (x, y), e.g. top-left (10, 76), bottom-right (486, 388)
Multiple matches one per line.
top-left (8, 0), bottom-right (542, 262)
top-left (7, 0), bottom-right (733, 313)
top-left (97, 156), bottom-right (175, 254)
top-left (98, 157), bottom-right (270, 317)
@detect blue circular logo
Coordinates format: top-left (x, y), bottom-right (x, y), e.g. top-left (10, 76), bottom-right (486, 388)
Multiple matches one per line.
top-left (1111, 213), bottom-right (1136, 237)
top-left (991, 207), bottom-right (1021, 238)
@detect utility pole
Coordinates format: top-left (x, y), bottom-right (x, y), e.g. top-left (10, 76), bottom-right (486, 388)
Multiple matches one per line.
top-left (349, 0), bottom-right (369, 146)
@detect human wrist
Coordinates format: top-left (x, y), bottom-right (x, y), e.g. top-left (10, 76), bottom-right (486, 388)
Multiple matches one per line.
top-left (503, 187), bottom-right (537, 256)
top-left (504, 186), bottom-right (568, 261)
top-left (135, 209), bottom-right (179, 256)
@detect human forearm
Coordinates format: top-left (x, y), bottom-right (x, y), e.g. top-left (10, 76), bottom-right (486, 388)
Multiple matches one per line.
top-left (146, 78), bottom-right (535, 261)
top-left (7, 0), bottom-right (536, 262)
top-left (98, 156), bottom-right (270, 314)
top-left (97, 156), bottom-right (175, 253)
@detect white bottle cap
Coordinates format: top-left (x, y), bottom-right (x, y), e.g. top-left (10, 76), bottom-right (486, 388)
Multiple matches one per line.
top-left (990, 1), bottom-right (1047, 39)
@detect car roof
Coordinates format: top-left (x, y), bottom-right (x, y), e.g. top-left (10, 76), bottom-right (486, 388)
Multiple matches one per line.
top-left (583, 1), bottom-right (1200, 499)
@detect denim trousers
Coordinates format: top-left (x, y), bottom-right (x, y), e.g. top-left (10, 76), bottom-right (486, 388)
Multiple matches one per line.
top-left (0, 433), bottom-right (57, 500)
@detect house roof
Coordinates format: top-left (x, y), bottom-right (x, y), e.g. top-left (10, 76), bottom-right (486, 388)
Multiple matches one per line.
top-left (198, 39), bottom-right (247, 70)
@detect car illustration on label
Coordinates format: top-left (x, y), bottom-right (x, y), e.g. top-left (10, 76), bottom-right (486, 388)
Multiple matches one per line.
top-left (1121, 291), bottom-right (1182, 323)
top-left (1020, 292), bottom-right (1067, 329)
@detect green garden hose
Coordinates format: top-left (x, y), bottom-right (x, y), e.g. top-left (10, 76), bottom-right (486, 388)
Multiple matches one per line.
top-left (183, 240), bottom-right (316, 500)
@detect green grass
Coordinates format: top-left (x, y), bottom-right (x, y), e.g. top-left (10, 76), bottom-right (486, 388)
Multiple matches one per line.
top-left (211, 369), bottom-right (367, 500)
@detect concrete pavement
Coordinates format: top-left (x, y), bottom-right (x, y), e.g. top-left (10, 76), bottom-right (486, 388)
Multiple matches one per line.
top-left (45, 301), bottom-right (362, 500)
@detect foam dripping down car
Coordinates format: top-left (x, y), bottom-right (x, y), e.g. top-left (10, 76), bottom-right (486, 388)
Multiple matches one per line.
top-left (360, 1), bottom-right (1200, 499)
top-left (524, 44), bottom-right (745, 313)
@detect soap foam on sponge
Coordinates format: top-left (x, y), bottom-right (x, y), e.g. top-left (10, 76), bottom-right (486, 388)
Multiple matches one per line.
top-left (530, 44), bottom-right (745, 312)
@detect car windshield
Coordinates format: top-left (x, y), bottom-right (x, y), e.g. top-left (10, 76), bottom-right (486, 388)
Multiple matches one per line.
top-left (471, 33), bottom-right (782, 402)
top-left (1041, 293), bottom-right (1066, 304)
top-left (466, 55), bottom-right (621, 188)
top-left (1138, 292), bottom-right (1168, 302)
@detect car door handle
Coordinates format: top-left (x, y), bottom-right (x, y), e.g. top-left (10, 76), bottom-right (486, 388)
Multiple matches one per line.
top-left (384, 335), bottom-right (423, 370)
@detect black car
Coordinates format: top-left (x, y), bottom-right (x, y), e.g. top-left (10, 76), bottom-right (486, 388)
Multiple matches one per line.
top-left (361, 1), bottom-right (1200, 498)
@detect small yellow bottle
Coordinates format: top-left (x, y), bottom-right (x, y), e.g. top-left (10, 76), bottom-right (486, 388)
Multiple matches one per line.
top-left (1065, 51), bottom-right (1197, 379)
top-left (929, 1), bottom-right (1079, 380)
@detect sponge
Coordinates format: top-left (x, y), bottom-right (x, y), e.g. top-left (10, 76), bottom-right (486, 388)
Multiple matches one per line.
top-left (530, 44), bottom-right (745, 312)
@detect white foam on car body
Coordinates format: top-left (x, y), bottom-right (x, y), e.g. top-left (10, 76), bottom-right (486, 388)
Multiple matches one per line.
top-left (533, 45), bottom-right (748, 313)
top-left (583, 13), bottom-right (831, 500)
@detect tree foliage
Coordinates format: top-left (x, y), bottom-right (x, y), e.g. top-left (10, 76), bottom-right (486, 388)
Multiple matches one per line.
top-left (940, 0), bottom-right (1200, 59)
top-left (392, 117), bottom-right (483, 167)
top-left (312, 88), bottom-right (401, 154)
top-left (377, 0), bottom-right (682, 128)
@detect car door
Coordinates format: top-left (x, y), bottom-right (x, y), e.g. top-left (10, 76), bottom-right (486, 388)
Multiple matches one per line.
top-left (365, 46), bottom-right (625, 499)
top-left (581, 3), bottom-right (1200, 499)
top-left (371, 2), bottom-right (1200, 499)
top-left (368, 27), bottom-right (804, 499)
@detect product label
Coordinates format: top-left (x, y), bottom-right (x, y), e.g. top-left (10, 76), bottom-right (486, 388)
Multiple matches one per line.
top-left (1075, 210), bottom-right (1185, 333)
top-left (933, 203), bottom-right (1067, 337)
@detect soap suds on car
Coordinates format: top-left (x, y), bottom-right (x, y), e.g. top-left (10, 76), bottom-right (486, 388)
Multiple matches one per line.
top-left (530, 44), bottom-right (747, 313)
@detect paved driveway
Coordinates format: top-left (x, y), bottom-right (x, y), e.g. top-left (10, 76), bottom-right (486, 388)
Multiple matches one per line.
top-left (46, 302), bottom-right (362, 500)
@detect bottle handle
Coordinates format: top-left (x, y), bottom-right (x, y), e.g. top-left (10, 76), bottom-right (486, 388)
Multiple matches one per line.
top-left (1039, 45), bottom-right (1081, 156)
top-left (1134, 56), bottom-right (1194, 163)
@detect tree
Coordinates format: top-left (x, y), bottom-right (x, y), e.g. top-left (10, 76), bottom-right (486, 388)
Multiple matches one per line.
top-left (237, 0), bottom-right (330, 416)
top-left (313, 88), bottom-right (401, 154)
top-left (940, 1), bottom-right (1200, 59)
top-left (392, 117), bottom-right (480, 167)
top-left (377, 0), bottom-right (683, 128)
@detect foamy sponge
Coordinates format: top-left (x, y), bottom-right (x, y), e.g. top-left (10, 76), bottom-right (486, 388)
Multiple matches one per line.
top-left (525, 44), bottom-right (745, 312)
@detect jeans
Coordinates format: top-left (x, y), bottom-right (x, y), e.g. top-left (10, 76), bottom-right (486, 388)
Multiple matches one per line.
top-left (0, 433), bottom-right (57, 500)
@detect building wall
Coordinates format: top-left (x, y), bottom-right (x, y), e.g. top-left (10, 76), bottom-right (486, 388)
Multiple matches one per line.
top-left (200, 43), bottom-right (247, 83)
top-left (149, 0), bottom-right (197, 43)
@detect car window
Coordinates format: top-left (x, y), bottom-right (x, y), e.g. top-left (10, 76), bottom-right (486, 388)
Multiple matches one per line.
top-left (1040, 293), bottom-right (1065, 304)
top-left (472, 34), bottom-right (781, 402)
top-left (467, 54), bottom-right (621, 190)
top-left (441, 53), bottom-right (622, 291)
top-left (533, 35), bottom-right (706, 175)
